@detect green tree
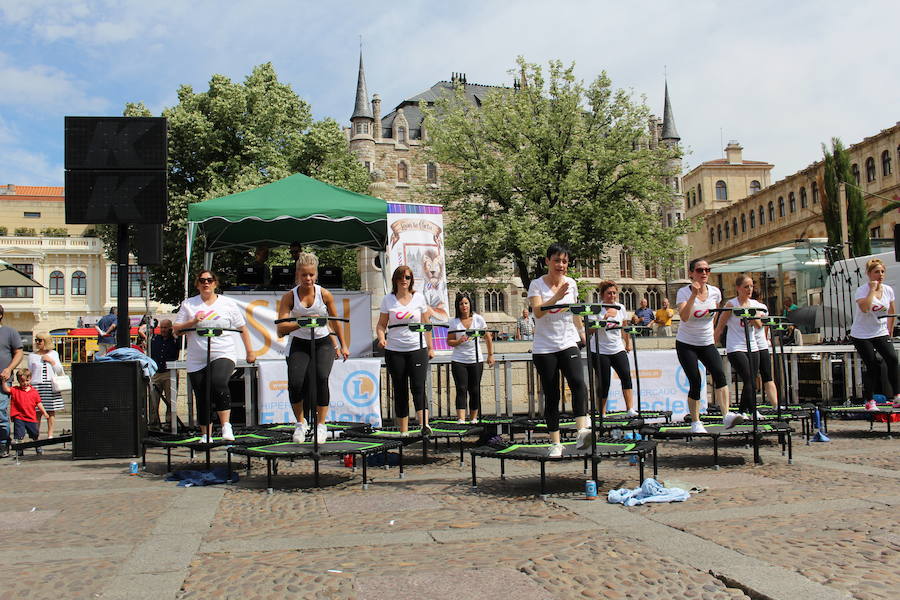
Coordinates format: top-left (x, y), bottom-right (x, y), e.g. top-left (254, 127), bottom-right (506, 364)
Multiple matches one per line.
top-left (99, 63), bottom-right (369, 305)
top-left (422, 57), bottom-right (690, 289)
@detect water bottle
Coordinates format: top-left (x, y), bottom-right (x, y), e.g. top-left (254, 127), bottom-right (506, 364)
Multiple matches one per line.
top-left (129, 462), bottom-right (139, 475)
top-left (585, 479), bottom-right (598, 500)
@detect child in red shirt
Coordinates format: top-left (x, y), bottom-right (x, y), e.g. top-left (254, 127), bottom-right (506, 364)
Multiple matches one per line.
top-left (1, 368), bottom-right (48, 456)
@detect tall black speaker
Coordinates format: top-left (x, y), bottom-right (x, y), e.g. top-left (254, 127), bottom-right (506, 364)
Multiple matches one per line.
top-left (65, 170), bottom-right (167, 224)
top-left (72, 361), bottom-right (146, 459)
top-left (137, 223), bottom-right (163, 266)
top-left (319, 266), bottom-right (343, 288)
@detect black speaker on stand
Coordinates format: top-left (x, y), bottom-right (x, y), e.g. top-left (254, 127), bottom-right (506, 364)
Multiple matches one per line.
top-left (72, 361), bottom-right (147, 459)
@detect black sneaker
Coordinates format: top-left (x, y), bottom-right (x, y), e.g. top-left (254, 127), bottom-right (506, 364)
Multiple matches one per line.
top-left (0, 444), bottom-right (9, 458)
top-left (35, 447), bottom-right (44, 455)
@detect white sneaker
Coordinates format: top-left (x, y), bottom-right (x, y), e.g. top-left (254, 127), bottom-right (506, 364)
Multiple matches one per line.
top-left (470, 418), bottom-right (478, 424)
top-left (722, 412), bottom-right (744, 429)
top-left (292, 422), bottom-right (309, 443)
top-left (689, 421), bottom-right (708, 434)
top-left (548, 443), bottom-right (564, 458)
top-left (221, 422), bottom-right (235, 441)
top-left (625, 409), bottom-right (639, 418)
top-left (751, 411), bottom-right (765, 420)
top-left (575, 427), bottom-right (592, 450)
top-left (316, 424), bottom-right (328, 444)
top-left (457, 419), bottom-right (467, 424)
top-left (199, 434), bottom-right (211, 444)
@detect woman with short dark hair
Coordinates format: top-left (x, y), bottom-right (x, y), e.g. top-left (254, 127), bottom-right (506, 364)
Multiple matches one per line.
top-left (447, 294), bottom-right (494, 424)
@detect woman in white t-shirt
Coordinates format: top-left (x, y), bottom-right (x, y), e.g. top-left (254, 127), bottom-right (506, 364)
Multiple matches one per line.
top-left (173, 270), bottom-right (256, 443)
top-left (588, 281), bottom-right (635, 417)
top-left (276, 253), bottom-right (349, 444)
top-left (528, 243), bottom-right (588, 458)
top-left (675, 258), bottom-right (731, 433)
top-left (713, 275), bottom-right (765, 423)
top-left (376, 266), bottom-right (435, 435)
top-left (447, 295), bottom-right (494, 424)
top-left (850, 258), bottom-right (899, 410)
top-left (749, 286), bottom-right (779, 408)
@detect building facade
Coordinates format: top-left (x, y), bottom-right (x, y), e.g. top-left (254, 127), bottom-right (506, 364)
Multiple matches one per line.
top-left (0, 185), bottom-right (171, 340)
top-left (347, 56), bottom-right (688, 331)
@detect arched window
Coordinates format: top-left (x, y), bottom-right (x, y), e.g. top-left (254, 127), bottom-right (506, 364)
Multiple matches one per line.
top-left (778, 196), bottom-right (785, 217)
top-left (709, 228), bottom-right (715, 245)
top-left (646, 288), bottom-right (661, 310)
top-left (591, 288), bottom-right (604, 304)
top-left (882, 150), bottom-right (892, 176)
top-left (741, 213), bottom-right (747, 233)
top-left (749, 180), bottom-right (761, 195)
top-left (749, 210), bottom-right (756, 229)
top-left (49, 270), bottom-right (64, 295)
top-left (644, 259), bottom-right (658, 279)
top-left (759, 206), bottom-right (765, 226)
top-left (71, 270), bottom-right (86, 296)
top-left (865, 157), bottom-right (876, 182)
top-left (697, 183), bottom-right (702, 204)
top-left (620, 288), bottom-right (637, 311)
top-left (812, 181), bottom-right (819, 204)
top-left (619, 249), bottom-right (633, 278)
top-left (851, 163), bottom-right (860, 184)
top-left (715, 180), bottom-right (727, 201)
top-left (397, 161), bottom-right (409, 183)
top-left (788, 192), bottom-right (796, 213)
top-left (426, 162), bottom-right (438, 184)
top-left (484, 288), bottom-right (505, 313)
top-left (717, 224), bottom-right (722, 242)
top-left (732, 217), bottom-right (738, 236)
top-left (767, 201), bottom-right (775, 222)
top-left (397, 126), bottom-right (407, 143)
top-left (724, 221), bottom-right (730, 239)
top-left (800, 187), bottom-right (807, 208)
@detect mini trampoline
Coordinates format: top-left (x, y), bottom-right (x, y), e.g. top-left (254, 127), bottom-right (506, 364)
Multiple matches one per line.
top-left (821, 404), bottom-right (898, 437)
top-left (693, 409), bottom-right (813, 444)
top-left (142, 431), bottom-right (290, 471)
top-left (469, 438), bottom-right (658, 497)
top-left (641, 422), bottom-right (793, 468)
top-left (253, 421), bottom-right (373, 438)
top-left (226, 439), bottom-right (403, 491)
top-left (511, 416), bottom-right (644, 443)
top-left (11, 433), bottom-right (72, 460)
top-left (606, 410), bottom-right (672, 423)
top-left (351, 424), bottom-right (484, 465)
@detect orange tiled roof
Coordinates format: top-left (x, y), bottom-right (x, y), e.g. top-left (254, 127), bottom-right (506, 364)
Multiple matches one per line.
top-left (9, 185), bottom-right (64, 197)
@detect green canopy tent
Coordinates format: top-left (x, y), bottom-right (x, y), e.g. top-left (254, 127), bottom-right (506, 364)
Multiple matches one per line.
top-left (185, 173), bottom-right (388, 294)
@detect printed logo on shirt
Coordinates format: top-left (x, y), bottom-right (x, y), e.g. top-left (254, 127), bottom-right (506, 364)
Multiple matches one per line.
top-left (548, 307), bottom-right (565, 314)
top-left (692, 309), bottom-right (711, 319)
top-left (393, 311), bottom-right (416, 320)
top-left (873, 304), bottom-right (886, 312)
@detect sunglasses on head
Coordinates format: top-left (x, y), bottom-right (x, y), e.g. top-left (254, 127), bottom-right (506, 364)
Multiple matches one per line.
top-left (198, 277), bottom-right (215, 284)
top-left (694, 267), bottom-right (712, 273)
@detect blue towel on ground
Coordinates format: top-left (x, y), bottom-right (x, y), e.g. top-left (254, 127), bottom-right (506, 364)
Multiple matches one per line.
top-left (607, 478), bottom-right (689, 506)
top-left (95, 348), bottom-right (158, 377)
top-left (165, 467), bottom-right (239, 487)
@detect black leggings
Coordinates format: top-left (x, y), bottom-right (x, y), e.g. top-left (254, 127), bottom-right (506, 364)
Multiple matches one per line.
top-left (451, 361), bottom-right (484, 412)
top-left (533, 346), bottom-right (587, 433)
top-left (188, 358), bottom-right (235, 426)
top-left (385, 348), bottom-right (429, 418)
top-left (851, 335), bottom-right (899, 401)
top-left (727, 351), bottom-right (759, 413)
top-left (591, 351), bottom-right (633, 400)
top-left (757, 348), bottom-right (773, 383)
top-left (676, 341), bottom-right (728, 401)
top-left (287, 336), bottom-right (335, 409)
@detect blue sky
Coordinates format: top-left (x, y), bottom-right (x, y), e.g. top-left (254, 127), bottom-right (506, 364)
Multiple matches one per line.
top-left (1, 0), bottom-right (898, 186)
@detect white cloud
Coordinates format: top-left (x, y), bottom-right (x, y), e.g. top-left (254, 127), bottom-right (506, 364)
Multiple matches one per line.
top-left (0, 53), bottom-right (108, 113)
top-left (0, 146), bottom-right (63, 186)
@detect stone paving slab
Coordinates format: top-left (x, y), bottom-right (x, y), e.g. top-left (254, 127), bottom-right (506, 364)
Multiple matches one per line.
top-left (358, 567), bottom-right (554, 600)
top-left (0, 558), bottom-right (118, 599)
top-left (0, 509), bottom-right (59, 531)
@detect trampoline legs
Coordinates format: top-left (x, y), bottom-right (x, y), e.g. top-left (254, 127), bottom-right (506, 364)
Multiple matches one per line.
top-left (422, 437), bottom-right (429, 465)
top-left (583, 457), bottom-right (588, 475)
top-left (539, 461), bottom-right (547, 498)
top-left (266, 458), bottom-right (273, 494)
top-left (787, 430), bottom-right (793, 464)
top-left (362, 455), bottom-right (368, 490)
top-left (713, 437), bottom-right (719, 470)
top-left (166, 448), bottom-right (172, 473)
top-left (638, 453), bottom-right (645, 484)
top-left (500, 458), bottom-right (506, 480)
top-left (314, 457), bottom-right (320, 488)
top-left (399, 444), bottom-right (405, 479)
top-left (141, 445), bottom-right (146, 468)
top-left (226, 450), bottom-right (232, 483)
top-left (273, 458), bottom-right (279, 475)
top-left (652, 446), bottom-right (658, 477)
top-left (459, 438), bottom-right (464, 466)
top-left (471, 453), bottom-right (477, 490)
top-left (382, 448), bottom-right (389, 470)
top-left (246, 455), bottom-right (251, 475)
top-left (205, 447), bottom-right (211, 471)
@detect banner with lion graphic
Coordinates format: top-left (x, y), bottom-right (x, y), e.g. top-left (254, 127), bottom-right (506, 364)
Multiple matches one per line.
top-left (386, 203), bottom-right (450, 350)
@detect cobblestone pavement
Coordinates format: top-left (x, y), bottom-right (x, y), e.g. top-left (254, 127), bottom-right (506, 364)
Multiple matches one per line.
top-left (0, 418), bottom-right (896, 599)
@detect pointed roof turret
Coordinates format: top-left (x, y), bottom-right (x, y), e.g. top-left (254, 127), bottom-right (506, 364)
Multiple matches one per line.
top-left (352, 52), bottom-right (373, 120)
top-left (660, 81), bottom-right (679, 141)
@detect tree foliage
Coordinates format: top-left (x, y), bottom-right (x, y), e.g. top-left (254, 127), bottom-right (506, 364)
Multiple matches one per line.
top-left (422, 57), bottom-right (690, 289)
top-left (822, 137), bottom-right (873, 257)
top-left (99, 63), bottom-right (369, 305)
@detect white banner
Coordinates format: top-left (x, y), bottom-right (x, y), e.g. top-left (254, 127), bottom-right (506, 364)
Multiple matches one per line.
top-left (227, 291), bottom-right (373, 360)
top-left (256, 358), bottom-right (382, 427)
top-left (386, 203), bottom-right (450, 349)
top-left (602, 349), bottom-right (706, 420)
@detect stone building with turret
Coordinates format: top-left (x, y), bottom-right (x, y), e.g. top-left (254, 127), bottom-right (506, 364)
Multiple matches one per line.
top-left (347, 54), bottom-right (689, 333)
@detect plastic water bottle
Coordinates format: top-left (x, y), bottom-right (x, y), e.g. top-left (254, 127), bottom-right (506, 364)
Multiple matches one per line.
top-left (585, 479), bottom-right (598, 500)
top-left (129, 462), bottom-right (139, 475)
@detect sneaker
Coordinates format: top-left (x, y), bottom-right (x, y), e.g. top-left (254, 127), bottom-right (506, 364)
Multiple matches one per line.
top-left (689, 421), bottom-right (708, 434)
top-left (751, 411), bottom-right (765, 420)
top-left (422, 423), bottom-right (433, 437)
top-left (199, 434), bottom-right (211, 444)
top-left (35, 447), bottom-right (43, 455)
top-left (292, 422), bottom-right (309, 443)
top-left (575, 427), bottom-right (592, 450)
top-left (457, 419), bottom-right (467, 424)
top-left (221, 422), bottom-right (235, 441)
top-left (864, 400), bottom-right (879, 412)
top-left (400, 430), bottom-right (410, 438)
top-left (625, 409), bottom-right (639, 418)
top-left (0, 444), bottom-right (8, 459)
top-left (316, 424), bottom-right (328, 444)
top-left (723, 412), bottom-right (744, 429)
top-left (548, 442), bottom-right (564, 458)
top-left (470, 418), bottom-right (478, 425)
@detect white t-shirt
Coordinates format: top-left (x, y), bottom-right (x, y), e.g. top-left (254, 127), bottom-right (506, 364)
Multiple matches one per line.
top-left (449, 314), bottom-right (487, 364)
top-left (528, 276), bottom-right (581, 354)
top-left (722, 297), bottom-right (763, 353)
top-left (851, 283), bottom-right (895, 339)
top-left (588, 302), bottom-right (629, 355)
top-left (380, 292), bottom-right (429, 352)
top-left (751, 301), bottom-right (772, 350)
top-left (289, 285), bottom-right (331, 340)
top-left (675, 284), bottom-right (722, 346)
top-left (176, 294), bottom-right (246, 373)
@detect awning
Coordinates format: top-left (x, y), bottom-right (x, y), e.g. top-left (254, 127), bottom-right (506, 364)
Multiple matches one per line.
top-left (0, 260), bottom-right (43, 287)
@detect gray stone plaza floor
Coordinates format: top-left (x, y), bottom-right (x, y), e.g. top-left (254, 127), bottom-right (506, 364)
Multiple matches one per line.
top-left (0, 417), bottom-right (897, 599)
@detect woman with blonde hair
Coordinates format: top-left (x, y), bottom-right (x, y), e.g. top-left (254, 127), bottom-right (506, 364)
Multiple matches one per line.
top-left (28, 332), bottom-right (65, 438)
top-left (850, 258), bottom-right (898, 410)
